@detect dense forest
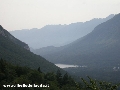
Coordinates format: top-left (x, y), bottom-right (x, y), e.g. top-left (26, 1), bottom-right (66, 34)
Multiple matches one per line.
top-left (0, 58), bottom-right (120, 90)
top-left (64, 67), bottom-right (120, 83)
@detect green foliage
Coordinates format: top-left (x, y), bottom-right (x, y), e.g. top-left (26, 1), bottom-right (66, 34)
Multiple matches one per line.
top-left (0, 59), bottom-right (120, 90)
top-left (81, 76), bottom-right (120, 90)
top-left (0, 59), bottom-right (77, 89)
top-left (63, 73), bottom-right (69, 85)
top-left (64, 66), bottom-right (120, 83)
top-left (38, 67), bottom-right (42, 73)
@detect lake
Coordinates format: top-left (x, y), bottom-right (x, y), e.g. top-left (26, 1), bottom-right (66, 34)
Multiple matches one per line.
top-left (55, 64), bottom-right (79, 68)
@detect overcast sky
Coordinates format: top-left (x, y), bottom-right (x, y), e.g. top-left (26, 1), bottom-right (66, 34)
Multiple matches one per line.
top-left (0, 0), bottom-right (120, 31)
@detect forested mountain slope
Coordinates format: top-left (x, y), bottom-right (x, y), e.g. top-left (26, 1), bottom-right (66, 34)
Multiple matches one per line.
top-left (0, 25), bottom-right (64, 73)
top-left (0, 25), bottom-right (30, 50)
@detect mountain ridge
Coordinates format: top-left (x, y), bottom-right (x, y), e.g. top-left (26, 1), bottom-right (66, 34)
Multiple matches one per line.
top-left (10, 14), bottom-right (114, 49)
top-left (0, 25), bottom-right (30, 50)
top-left (32, 13), bottom-right (120, 68)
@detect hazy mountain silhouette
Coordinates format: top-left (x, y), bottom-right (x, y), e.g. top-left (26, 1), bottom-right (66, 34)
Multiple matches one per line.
top-left (10, 14), bottom-right (114, 49)
top-left (33, 13), bottom-right (120, 69)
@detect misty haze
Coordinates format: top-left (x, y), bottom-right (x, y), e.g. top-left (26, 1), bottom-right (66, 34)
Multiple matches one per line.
top-left (1, 0), bottom-right (120, 89)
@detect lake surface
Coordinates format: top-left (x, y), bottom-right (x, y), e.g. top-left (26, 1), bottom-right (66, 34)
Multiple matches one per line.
top-left (55, 64), bottom-right (79, 68)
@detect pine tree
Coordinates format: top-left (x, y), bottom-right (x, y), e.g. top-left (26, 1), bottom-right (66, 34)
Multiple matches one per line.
top-left (56, 69), bottom-right (62, 88)
top-left (63, 73), bottom-right (69, 85)
top-left (37, 67), bottom-right (42, 73)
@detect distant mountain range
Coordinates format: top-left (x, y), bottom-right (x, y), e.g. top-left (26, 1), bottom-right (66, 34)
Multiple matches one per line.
top-left (32, 13), bottom-right (120, 69)
top-left (0, 25), bottom-right (64, 73)
top-left (31, 13), bottom-right (120, 82)
top-left (10, 14), bottom-right (114, 49)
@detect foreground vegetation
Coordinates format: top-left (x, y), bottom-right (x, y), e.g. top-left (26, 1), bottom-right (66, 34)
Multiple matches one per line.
top-left (0, 58), bottom-right (120, 90)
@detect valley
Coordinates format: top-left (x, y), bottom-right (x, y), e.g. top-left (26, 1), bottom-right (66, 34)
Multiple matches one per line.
top-left (1, 13), bottom-right (120, 89)
top-left (30, 13), bottom-right (120, 83)
top-left (1, 0), bottom-right (120, 89)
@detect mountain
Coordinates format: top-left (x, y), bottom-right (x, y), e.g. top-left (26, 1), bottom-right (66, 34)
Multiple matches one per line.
top-left (33, 13), bottom-right (120, 68)
top-left (10, 14), bottom-right (114, 49)
top-left (0, 25), bottom-right (30, 50)
top-left (0, 27), bottom-right (119, 89)
top-left (0, 25), bottom-right (64, 73)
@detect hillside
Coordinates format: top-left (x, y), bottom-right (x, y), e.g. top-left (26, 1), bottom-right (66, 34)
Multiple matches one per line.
top-left (0, 25), bottom-right (64, 73)
top-left (10, 14), bottom-right (114, 49)
top-left (33, 13), bottom-right (120, 68)
top-left (0, 25), bottom-right (30, 50)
